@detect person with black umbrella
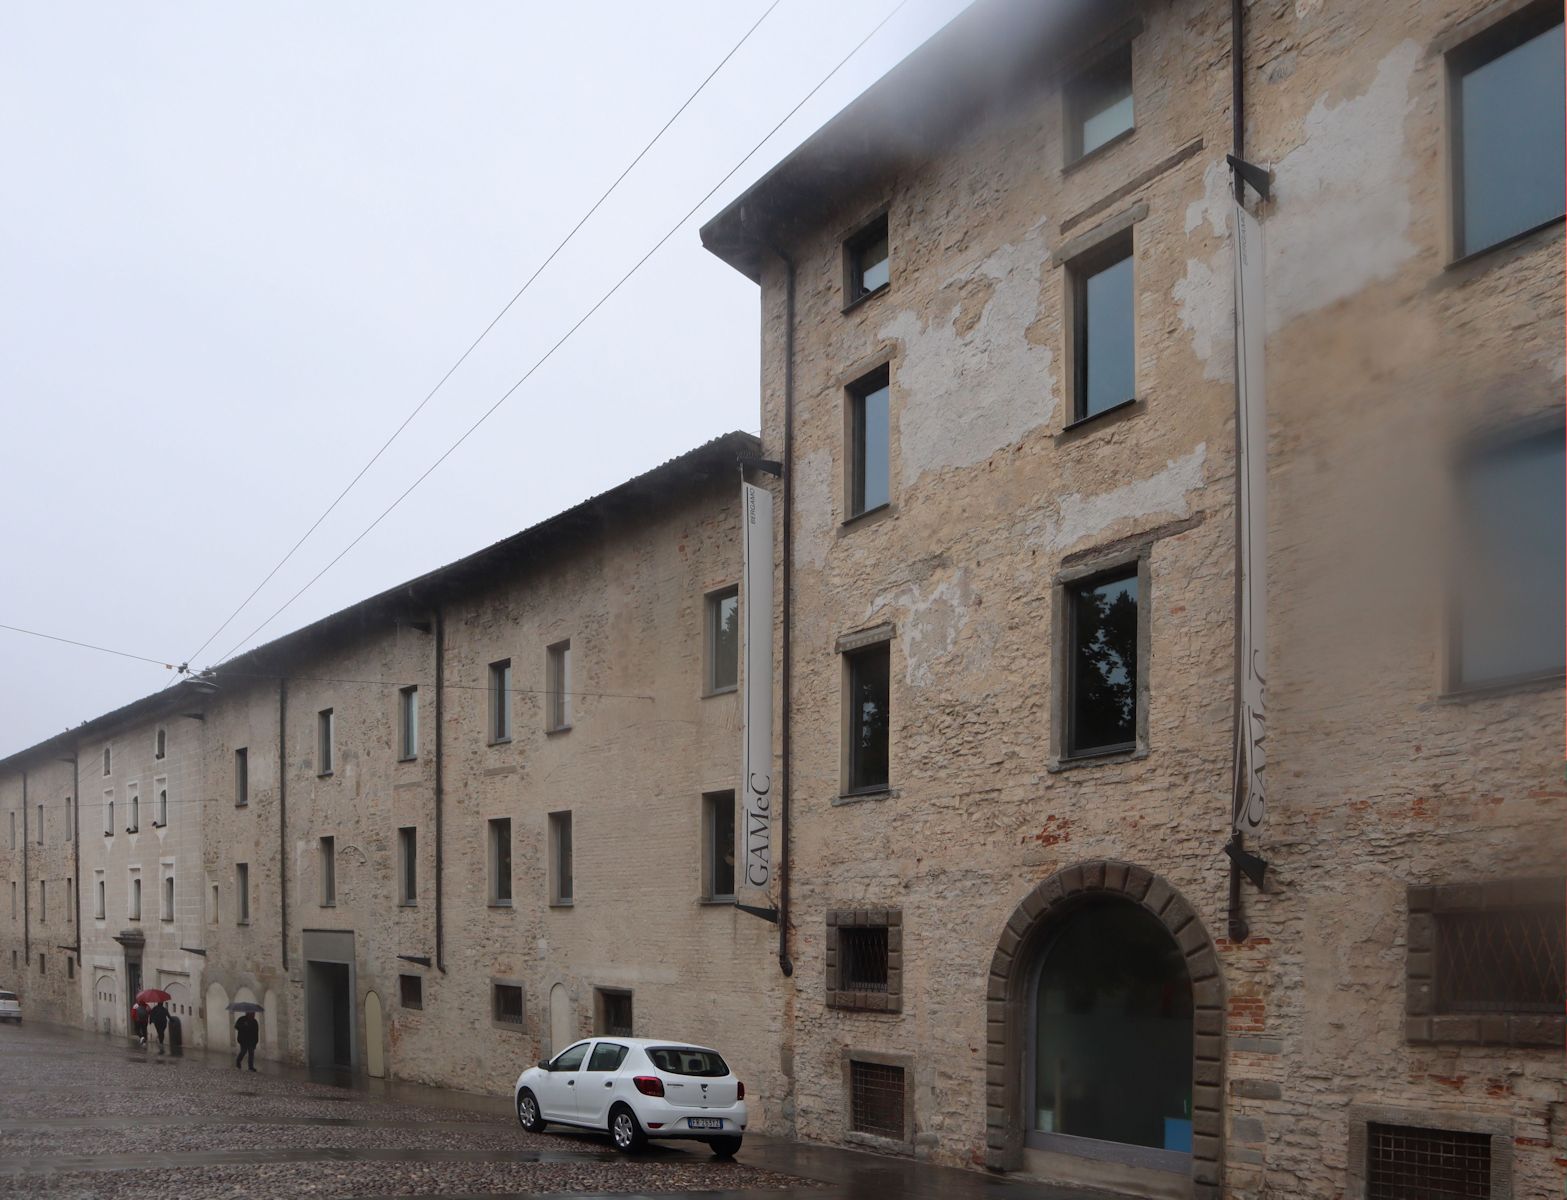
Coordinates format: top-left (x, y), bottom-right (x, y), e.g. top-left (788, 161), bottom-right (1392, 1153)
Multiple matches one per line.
top-left (232, 1005), bottom-right (260, 1071)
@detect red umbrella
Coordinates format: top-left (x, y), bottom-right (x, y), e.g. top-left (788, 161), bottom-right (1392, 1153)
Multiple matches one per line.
top-left (135, 989), bottom-right (172, 1005)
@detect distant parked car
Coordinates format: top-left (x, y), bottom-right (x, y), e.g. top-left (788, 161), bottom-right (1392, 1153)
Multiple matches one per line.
top-left (515, 1037), bottom-right (746, 1156)
top-left (0, 990), bottom-right (20, 1023)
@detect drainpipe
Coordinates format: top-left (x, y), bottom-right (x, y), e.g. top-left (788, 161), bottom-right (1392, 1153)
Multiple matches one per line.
top-left (278, 677), bottom-right (289, 970)
top-left (71, 752), bottom-right (80, 959)
top-left (1227, 0), bottom-right (1248, 943)
top-left (434, 606), bottom-right (446, 974)
top-left (20, 771), bottom-right (29, 966)
top-left (770, 243), bottom-right (796, 980)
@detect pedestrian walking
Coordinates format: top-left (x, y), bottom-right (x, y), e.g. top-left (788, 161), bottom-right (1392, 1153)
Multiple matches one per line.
top-left (130, 1001), bottom-right (148, 1047)
top-left (149, 1001), bottom-right (169, 1053)
top-left (234, 1011), bottom-right (259, 1071)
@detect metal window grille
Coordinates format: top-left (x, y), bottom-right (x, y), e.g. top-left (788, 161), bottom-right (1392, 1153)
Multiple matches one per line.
top-left (399, 975), bottom-right (422, 1010)
top-left (840, 926), bottom-right (890, 992)
top-left (493, 984), bottom-right (523, 1025)
top-left (601, 991), bottom-right (632, 1036)
top-left (1367, 1123), bottom-right (1491, 1200)
top-left (1437, 905), bottom-right (1566, 1013)
top-left (850, 1060), bottom-right (905, 1140)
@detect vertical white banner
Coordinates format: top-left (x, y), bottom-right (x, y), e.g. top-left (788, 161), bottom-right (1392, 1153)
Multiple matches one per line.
top-left (1232, 201), bottom-right (1268, 838)
top-left (740, 482), bottom-right (775, 903)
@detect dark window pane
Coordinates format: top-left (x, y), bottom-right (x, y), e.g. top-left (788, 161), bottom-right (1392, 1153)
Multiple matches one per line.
top-left (853, 383), bottom-right (891, 515)
top-left (551, 1042), bottom-right (588, 1071)
top-left (1075, 47), bottom-right (1134, 157)
top-left (849, 1061), bottom-right (905, 1139)
top-left (589, 1042), bottom-right (629, 1071)
top-left (1082, 252), bottom-right (1134, 418)
top-left (841, 926), bottom-right (889, 992)
top-left (648, 1047), bottom-right (728, 1075)
top-left (1033, 899), bottom-right (1192, 1150)
top-left (494, 984), bottom-right (524, 1025)
top-left (857, 231), bottom-right (889, 294)
top-left (848, 645), bottom-right (890, 790)
top-left (1069, 571), bottom-right (1139, 754)
top-left (1436, 905), bottom-right (1566, 1014)
top-left (711, 793), bottom-right (735, 899)
top-left (1459, 22), bottom-right (1566, 255)
top-left (712, 591), bottom-right (739, 691)
top-left (1457, 434), bottom-right (1565, 685)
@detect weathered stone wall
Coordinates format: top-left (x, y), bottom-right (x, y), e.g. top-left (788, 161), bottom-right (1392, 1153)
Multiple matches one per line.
top-left (0, 755), bottom-right (82, 1029)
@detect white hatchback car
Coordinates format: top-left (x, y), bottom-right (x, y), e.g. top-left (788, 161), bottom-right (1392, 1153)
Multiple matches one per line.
top-left (0, 990), bottom-right (19, 1023)
top-left (515, 1037), bottom-right (747, 1156)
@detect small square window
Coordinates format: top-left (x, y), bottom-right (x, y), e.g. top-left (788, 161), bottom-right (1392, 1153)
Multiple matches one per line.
top-left (1065, 566), bottom-right (1140, 757)
top-left (398, 826), bottom-right (418, 906)
top-left (319, 837), bottom-right (335, 906)
top-left (234, 748), bottom-right (248, 807)
top-left (1452, 431), bottom-right (1565, 689)
top-left (1070, 234), bottom-right (1135, 422)
top-left (1067, 43), bottom-right (1133, 162)
top-left (317, 709), bottom-right (334, 775)
top-left (400, 974), bottom-right (423, 1010)
top-left (493, 982), bottom-right (525, 1027)
top-left (594, 987), bottom-right (633, 1036)
top-left (706, 587), bottom-right (740, 694)
top-left (844, 642), bottom-right (891, 793)
top-left (848, 366), bottom-right (891, 518)
top-left (549, 811), bottom-right (573, 905)
top-left (488, 818), bottom-right (512, 906)
top-left (1450, 3), bottom-right (1565, 258)
top-left (828, 909), bottom-right (903, 1012)
top-left (703, 791), bottom-right (736, 901)
top-left (845, 213), bottom-right (889, 303)
top-left (489, 659), bottom-right (512, 743)
top-left (399, 686), bottom-right (419, 760)
top-left (546, 640), bottom-right (572, 731)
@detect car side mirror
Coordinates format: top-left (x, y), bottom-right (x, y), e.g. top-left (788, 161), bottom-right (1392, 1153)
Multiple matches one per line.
top-left (538, 1060), bottom-right (551, 1071)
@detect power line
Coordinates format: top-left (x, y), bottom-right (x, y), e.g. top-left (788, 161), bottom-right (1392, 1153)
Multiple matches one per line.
top-left (208, 0), bottom-right (912, 669)
top-left (0, 623), bottom-right (179, 671)
top-left (177, 0), bottom-right (786, 671)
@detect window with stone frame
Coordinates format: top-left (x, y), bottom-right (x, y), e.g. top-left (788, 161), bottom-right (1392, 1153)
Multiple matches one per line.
top-left (826, 908), bottom-right (902, 1012)
top-left (1406, 877), bottom-right (1565, 1047)
top-left (399, 974), bottom-right (423, 1009)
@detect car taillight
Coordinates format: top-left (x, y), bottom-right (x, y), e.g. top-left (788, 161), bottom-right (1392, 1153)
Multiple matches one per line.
top-left (632, 1075), bottom-right (665, 1097)
top-left (737, 1080), bottom-right (745, 1100)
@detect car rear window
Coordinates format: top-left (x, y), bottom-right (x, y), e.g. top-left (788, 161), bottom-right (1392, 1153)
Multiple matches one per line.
top-left (0, 992), bottom-right (16, 1002)
top-left (647, 1047), bottom-right (728, 1077)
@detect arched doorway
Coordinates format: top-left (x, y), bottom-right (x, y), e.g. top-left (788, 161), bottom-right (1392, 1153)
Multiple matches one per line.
top-left (986, 861), bottom-right (1224, 1198)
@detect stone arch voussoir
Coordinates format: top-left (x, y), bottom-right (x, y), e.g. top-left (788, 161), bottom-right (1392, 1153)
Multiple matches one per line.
top-left (984, 859), bottom-right (1225, 1199)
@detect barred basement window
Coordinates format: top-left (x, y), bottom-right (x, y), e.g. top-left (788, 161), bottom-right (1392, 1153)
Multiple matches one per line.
top-left (1367, 1123), bottom-right (1490, 1200)
top-left (493, 982), bottom-right (524, 1027)
top-left (849, 1060), bottom-right (905, 1141)
top-left (841, 927), bottom-right (889, 992)
top-left (827, 909), bottom-right (903, 1012)
top-left (399, 974), bottom-right (423, 1010)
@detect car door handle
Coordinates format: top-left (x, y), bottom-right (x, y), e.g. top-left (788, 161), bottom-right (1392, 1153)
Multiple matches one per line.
top-left (605, 1081), bottom-right (613, 1087)
top-left (567, 1080), bottom-right (575, 1086)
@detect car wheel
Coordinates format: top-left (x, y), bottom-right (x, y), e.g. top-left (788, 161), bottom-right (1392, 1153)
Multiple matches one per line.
top-left (516, 1088), bottom-right (546, 1133)
top-left (609, 1104), bottom-right (646, 1154)
top-left (709, 1135), bottom-right (743, 1158)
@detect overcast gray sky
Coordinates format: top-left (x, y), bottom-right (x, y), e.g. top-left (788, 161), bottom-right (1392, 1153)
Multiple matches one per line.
top-left (0, 0), bottom-right (972, 756)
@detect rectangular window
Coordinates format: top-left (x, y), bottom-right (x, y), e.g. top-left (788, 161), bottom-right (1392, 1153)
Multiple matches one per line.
top-left (94, 874), bottom-right (106, 920)
top-left (1450, 3), bottom-right (1565, 257)
top-left (848, 366), bottom-right (891, 518)
top-left (594, 987), bottom-right (633, 1036)
top-left (399, 686), bottom-right (418, 760)
top-left (236, 863), bottom-right (250, 924)
top-left (1367, 1123), bottom-right (1490, 1200)
top-left (849, 1060), bottom-right (906, 1141)
top-left (234, 748), bottom-right (248, 807)
top-left (38, 879), bottom-right (45, 923)
top-left (706, 587), bottom-right (740, 694)
top-left (703, 791), bottom-right (736, 901)
top-left (319, 837), bottom-right (335, 906)
top-left (1066, 566), bottom-right (1140, 757)
top-left (8, 881), bottom-right (14, 919)
top-left (104, 792), bottom-right (113, 837)
top-left (208, 882), bottom-right (219, 926)
top-left (549, 811), bottom-right (573, 904)
top-left (845, 642), bottom-right (891, 793)
top-left (36, 804), bottom-right (42, 844)
top-left (488, 818), bottom-right (512, 906)
top-left (103, 746), bottom-right (111, 776)
top-left (65, 878), bottom-right (71, 923)
top-left (398, 826), bottom-right (417, 905)
top-left (64, 796), bottom-right (72, 842)
top-left (493, 982), bottom-right (525, 1027)
top-left (38, 953), bottom-right (44, 976)
top-left (829, 909), bottom-right (904, 1012)
top-left (399, 974), bottom-right (423, 1009)
top-left (841, 926), bottom-right (889, 992)
top-left (845, 213), bottom-right (890, 303)
top-left (127, 787), bottom-right (139, 833)
top-left (155, 728), bottom-right (166, 760)
top-left (154, 782), bottom-right (167, 827)
top-left (161, 872), bottom-right (174, 922)
top-left (317, 709), bottom-right (334, 775)
top-left (1071, 234), bottom-right (1135, 421)
top-left (489, 659), bottom-right (512, 743)
top-left (67, 957), bottom-right (73, 979)
top-left (546, 640), bottom-right (572, 731)
top-left (6, 811), bottom-right (12, 849)
top-left (129, 874), bottom-right (141, 921)
top-left (1067, 42), bottom-right (1134, 161)
top-left (1453, 431), bottom-right (1565, 688)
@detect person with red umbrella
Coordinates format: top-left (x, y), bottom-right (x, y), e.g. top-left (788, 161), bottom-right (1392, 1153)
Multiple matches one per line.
top-left (135, 989), bottom-right (172, 1053)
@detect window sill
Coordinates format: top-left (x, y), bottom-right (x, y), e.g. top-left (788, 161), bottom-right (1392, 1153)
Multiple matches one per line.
top-left (491, 1020), bottom-right (527, 1034)
top-left (236, 920), bottom-right (250, 927)
top-left (151, 822), bottom-right (165, 829)
top-left (397, 756), bottom-right (418, 764)
top-left (845, 1130), bottom-right (913, 1155)
top-left (1058, 396), bottom-right (1141, 440)
top-left (841, 282), bottom-right (890, 315)
top-left (545, 724), bottom-right (572, 737)
top-left (1406, 1012), bottom-right (1565, 1048)
top-left (488, 900), bottom-right (514, 909)
top-left (699, 896), bottom-right (737, 907)
top-left (398, 900), bottom-right (418, 909)
top-left (840, 503), bottom-right (894, 532)
top-left (488, 737), bottom-right (512, 747)
top-left (702, 685), bottom-right (739, 699)
top-left (828, 991), bottom-right (902, 1013)
top-left (1063, 125), bottom-right (1136, 175)
top-left (1438, 669), bottom-right (1564, 703)
top-left (320, 902), bottom-right (336, 909)
top-left (103, 832), bottom-right (113, 838)
top-left (160, 917), bottom-right (173, 923)
top-left (316, 772), bottom-right (333, 780)
top-left (835, 786), bottom-right (896, 807)
top-left (1048, 745), bottom-right (1147, 773)
top-left (549, 899), bottom-right (575, 909)
top-left (1446, 213), bottom-right (1565, 272)
top-left (235, 803), bottom-right (248, 810)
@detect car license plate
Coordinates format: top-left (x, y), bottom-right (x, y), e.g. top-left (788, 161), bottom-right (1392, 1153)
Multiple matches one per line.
top-left (688, 1118), bottom-right (724, 1130)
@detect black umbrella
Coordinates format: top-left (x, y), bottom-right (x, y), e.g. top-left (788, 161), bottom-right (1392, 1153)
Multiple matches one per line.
top-left (226, 1002), bottom-right (264, 1014)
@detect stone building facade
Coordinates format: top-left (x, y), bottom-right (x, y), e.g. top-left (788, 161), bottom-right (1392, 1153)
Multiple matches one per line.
top-left (0, 433), bottom-right (789, 1127)
top-left (702, 0), bottom-right (1564, 1197)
